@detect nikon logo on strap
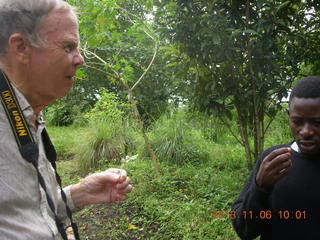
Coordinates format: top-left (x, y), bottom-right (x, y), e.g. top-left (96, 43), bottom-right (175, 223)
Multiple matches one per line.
top-left (0, 72), bottom-right (33, 146)
top-left (1, 90), bottom-right (28, 137)
top-left (1, 90), bottom-right (17, 109)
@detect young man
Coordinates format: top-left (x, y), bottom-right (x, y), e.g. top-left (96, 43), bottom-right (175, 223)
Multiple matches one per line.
top-left (0, 0), bottom-right (132, 239)
top-left (232, 76), bottom-right (320, 240)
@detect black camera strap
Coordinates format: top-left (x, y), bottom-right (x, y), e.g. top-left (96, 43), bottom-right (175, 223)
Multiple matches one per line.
top-left (0, 70), bottom-right (80, 240)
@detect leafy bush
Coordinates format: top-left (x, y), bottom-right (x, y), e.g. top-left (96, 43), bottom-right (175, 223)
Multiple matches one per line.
top-left (84, 89), bottom-right (131, 122)
top-left (44, 102), bottom-right (74, 126)
top-left (146, 111), bottom-right (212, 165)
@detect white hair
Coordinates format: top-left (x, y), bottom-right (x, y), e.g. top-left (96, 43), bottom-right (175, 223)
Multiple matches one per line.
top-left (0, 0), bottom-right (76, 56)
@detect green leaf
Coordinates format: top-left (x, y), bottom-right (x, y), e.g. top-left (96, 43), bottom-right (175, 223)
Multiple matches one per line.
top-left (146, 0), bottom-right (154, 11)
top-left (212, 34), bottom-right (221, 45)
top-left (243, 29), bottom-right (261, 37)
top-left (276, 1), bottom-right (291, 13)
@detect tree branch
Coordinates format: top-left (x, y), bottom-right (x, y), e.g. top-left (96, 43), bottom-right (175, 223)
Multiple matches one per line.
top-left (131, 41), bottom-right (158, 91)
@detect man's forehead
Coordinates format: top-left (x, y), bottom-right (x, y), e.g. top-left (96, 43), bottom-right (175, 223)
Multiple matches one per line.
top-left (40, 8), bottom-right (78, 30)
top-left (290, 97), bottom-right (320, 104)
top-left (289, 97), bottom-right (320, 114)
top-left (39, 10), bottom-right (79, 40)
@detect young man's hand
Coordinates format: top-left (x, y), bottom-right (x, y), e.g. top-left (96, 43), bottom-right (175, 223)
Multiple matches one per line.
top-left (256, 147), bottom-right (292, 191)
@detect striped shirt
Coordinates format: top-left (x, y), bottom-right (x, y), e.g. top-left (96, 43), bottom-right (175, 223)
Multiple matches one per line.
top-left (0, 87), bottom-right (77, 239)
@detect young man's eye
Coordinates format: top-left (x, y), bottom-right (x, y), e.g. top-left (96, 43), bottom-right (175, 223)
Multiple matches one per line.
top-left (312, 120), bottom-right (320, 127)
top-left (291, 119), bottom-right (302, 125)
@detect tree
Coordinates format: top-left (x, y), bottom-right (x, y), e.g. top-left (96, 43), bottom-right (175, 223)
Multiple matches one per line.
top-left (48, 0), bottom-right (174, 127)
top-left (67, 0), bottom-right (164, 172)
top-left (155, 0), bottom-right (320, 169)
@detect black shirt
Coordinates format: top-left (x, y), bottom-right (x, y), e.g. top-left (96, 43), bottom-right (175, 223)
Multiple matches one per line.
top-left (232, 143), bottom-right (320, 240)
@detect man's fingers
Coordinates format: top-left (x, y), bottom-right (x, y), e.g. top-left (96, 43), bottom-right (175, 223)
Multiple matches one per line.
top-left (264, 147), bottom-right (291, 162)
top-left (117, 177), bottom-right (132, 192)
top-left (273, 159), bottom-right (292, 175)
top-left (97, 171), bottom-right (120, 183)
top-left (121, 184), bottom-right (133, 194)
top-left (265, 152), bottom-right (291, 171)
top-left (256, 147), bottom-right (293, 190)
top-left (106, 168), bottom-right (127, 177)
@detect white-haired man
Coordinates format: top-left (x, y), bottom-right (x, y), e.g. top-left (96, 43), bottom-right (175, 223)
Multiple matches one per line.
top-left (0, 0), bottom-right (133, 239)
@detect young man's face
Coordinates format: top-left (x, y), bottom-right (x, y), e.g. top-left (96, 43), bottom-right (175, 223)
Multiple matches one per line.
top-left (26, 8), bottom-right (84, 105)
top-left (289, 97), bottom-right (320, 155)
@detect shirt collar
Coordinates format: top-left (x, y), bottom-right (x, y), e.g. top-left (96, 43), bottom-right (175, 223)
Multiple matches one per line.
top-left (290, 141), bottom-right (300, 153)
top-left (12, 85), bottom-right (44, 126)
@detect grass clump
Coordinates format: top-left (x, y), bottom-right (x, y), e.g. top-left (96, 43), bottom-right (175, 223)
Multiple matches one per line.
top-left (74, 118), bottom-right (138, 175)
top-left (147, 111), bottom-right (212, 165)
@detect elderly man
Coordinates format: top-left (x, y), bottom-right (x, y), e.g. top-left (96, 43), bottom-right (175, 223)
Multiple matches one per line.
top-left (0, 0), bottom-right (133, 239)
top-left (232, 76), bottom-right (320, 240)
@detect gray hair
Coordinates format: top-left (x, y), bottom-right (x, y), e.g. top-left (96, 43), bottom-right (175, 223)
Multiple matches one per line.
top-left (0, 0), bottom-right (75, 56)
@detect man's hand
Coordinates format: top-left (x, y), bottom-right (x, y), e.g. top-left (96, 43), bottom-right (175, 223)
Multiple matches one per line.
top-left (256, 147), bottom-right (292, 191)
top-left (71, 168), bottom-right (133, 208)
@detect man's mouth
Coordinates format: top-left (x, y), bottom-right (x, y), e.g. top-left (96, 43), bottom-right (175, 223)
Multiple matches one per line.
top-left (66, 76), bottom-right (74, 81)
top-left (298, 140), bottom-right (317, 152)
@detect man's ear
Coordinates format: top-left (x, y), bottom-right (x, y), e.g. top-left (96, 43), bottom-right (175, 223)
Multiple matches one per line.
top-left (7, 33), bottom-right (31, 64)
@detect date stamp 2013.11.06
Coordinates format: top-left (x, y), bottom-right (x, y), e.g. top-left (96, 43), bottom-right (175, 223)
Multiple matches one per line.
top-left (210, 210), bottom-right (307, 220)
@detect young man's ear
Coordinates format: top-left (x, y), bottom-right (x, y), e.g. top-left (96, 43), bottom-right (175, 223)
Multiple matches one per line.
top-left (7, 33), bottom-right (31, 64)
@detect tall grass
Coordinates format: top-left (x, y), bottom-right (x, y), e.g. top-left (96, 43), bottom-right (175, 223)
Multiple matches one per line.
top-left (146, 111), bottom-right (212, 165)
top-left (118, 148), bottom-right (246, 240)
top-left (187, 111), bottom-right (239, 144)
top-left (73, 118), bottom-right (138, 175)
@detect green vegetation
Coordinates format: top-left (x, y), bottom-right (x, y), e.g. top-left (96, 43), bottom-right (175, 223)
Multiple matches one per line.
top-left (73, 118), bottom-right (138, 175)
top-left (146, 111), bottom-right (212, 165)
top-left (50, 109), bottom-right (290, 240)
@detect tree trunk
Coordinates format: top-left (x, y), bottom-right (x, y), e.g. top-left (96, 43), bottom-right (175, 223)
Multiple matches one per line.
top-left (245, 0), bottom-right (264, 164)
top-left (119, 79), bottom-right (160, 173)
top-left (235, 103), bottom-right (253, 169)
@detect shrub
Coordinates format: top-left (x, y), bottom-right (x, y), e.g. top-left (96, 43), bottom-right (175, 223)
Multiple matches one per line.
top-left (44, 102), bottom-right (74, 126)
top-left (84, 89), bottom-right (131, 122)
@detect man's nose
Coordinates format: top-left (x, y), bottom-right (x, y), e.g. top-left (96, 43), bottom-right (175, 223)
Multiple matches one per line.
top-left (300, 123), bottom-right (314, 137)
top-left (73, 50), bottom-right (85, 67)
